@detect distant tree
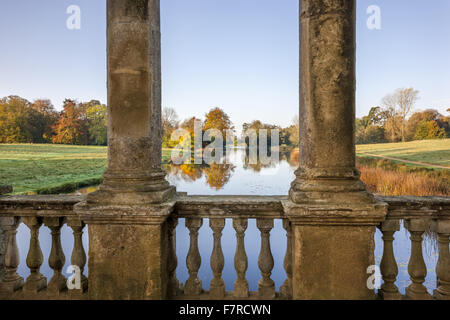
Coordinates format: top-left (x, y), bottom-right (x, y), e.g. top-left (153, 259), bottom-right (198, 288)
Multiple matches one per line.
top-left (162, 107), bottom-right (179, 147)
top-left (382, 88), bottom-right (419, 142)
top-left (405, 109), bottom-right (442, 141)
top-left (52, 99), bottom-right (88, 145)
top-left (242, 120), bottom-right (280, 147)
top-left (0, 96), bottom-right (30, 143)
top-left (30, 99), bottom-right (58, 143)
top-left (414, 120), bottom-right (446, 140)
top-left (356, 107), bottom-right (387, 144)
top-left (86, 104), bottom-right (108, 145)
top-left (203, 107), bottom-right (234, 138)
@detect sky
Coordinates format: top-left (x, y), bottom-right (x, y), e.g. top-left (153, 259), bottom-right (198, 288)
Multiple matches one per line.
top-left (0, 0), bottom-right (449, 132)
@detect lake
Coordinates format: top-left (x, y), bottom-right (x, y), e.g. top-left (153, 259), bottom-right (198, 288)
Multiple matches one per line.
top-left (15, 148), bottom-right (438, 294)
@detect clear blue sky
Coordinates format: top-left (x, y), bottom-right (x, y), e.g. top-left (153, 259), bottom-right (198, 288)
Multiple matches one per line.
top-left (0, 0), bottom-right (449, 131)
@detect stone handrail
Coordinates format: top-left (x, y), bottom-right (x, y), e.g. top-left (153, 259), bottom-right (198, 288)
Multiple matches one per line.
top-left (0, 194), bottom-right (449, 300)
top-left (0, 195), bottom-right (88, 300)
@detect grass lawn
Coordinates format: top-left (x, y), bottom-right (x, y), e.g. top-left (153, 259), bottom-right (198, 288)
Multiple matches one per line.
top-left (356, 139), bottom-right (450, 168)
top-left (0, 144), bottom-right (173, 195)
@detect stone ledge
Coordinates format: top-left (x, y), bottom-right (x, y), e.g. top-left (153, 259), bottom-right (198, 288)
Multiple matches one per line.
top-left (175, 195), bottom-right (287, 219)
top-left (282, 199), bottom-right (387, 226)
top-left (74, 200), bottom-right (176, 225)
top-left (0, 194), bottom-right (448, 221)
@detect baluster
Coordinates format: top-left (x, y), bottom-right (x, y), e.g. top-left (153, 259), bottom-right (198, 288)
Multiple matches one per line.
top-left (22, 217), bottom-right (46, 293)
top-left (377, 219), bottom-right (402, 300)
top-left (67, 218), bottom-right (87, 293)
top-left (209, 218), bottom-right (225, 299)
top-left (0, 217), bottom-right (23, 294)
top-left (280, 219), bottom-right (293, 299)
top-left (167, 217), bottom-right (180, 298)
top-left (184, 218), bottom-right (203, 296)
top-left (44, 217), bottom-right (67, 294)
top-left (432, 220), bottom-right (450, 300)
top-left (233, 218), bottom-right (249, 298)
top-left (405, 218), bottom-right (432, 300)
top-left (257, 218), bottom-right (275, 298)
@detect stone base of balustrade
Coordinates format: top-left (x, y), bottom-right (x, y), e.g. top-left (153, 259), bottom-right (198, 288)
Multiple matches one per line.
top-left (0, 277), bottom-right (24, 296)
top-left (378, 289), bottom-right (403, 300)
top-left (0, 288), bottom-right (89, 300)
top-left (433, 289), bottom-right (450, 300)
top-left (282, 199), bottom-right (387, 300)
top-left (405, 287), bottom-right (432, 300)
top-left (74, 199), bottom-right (176, 300)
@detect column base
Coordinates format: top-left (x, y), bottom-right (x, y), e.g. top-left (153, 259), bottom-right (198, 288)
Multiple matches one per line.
top-left (283, 200), bottom-right (386, 300)
top-left (233, 281), bottom-right (249, 298)
top-left (23, 275), bottom-right (47, 293)
top-left (290, 167), bottom-right (376, 205)
top-left (434, 288), bottom-right (450, 300)
top-left (258, 279), bottom-right (276, 299)
top-left (0, 276), bottom-right (23, 295)
top-left (87, 169), bottom-right (176, 206)
top-left (209, 281), bottom-right (226, 299)
top-left (405, 286), bottom-right (432, 300)
top-left (378, 288), bottom-right (402, 300)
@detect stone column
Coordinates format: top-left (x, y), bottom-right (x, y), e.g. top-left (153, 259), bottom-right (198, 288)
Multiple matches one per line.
top-left (284, 0), bottom-right (386, 299)
top-left (75, 0), bottom-right (175, 300)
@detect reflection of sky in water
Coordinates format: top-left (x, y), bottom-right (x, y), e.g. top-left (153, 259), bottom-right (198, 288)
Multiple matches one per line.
top-left (15, 149), bottom-right (438, 294)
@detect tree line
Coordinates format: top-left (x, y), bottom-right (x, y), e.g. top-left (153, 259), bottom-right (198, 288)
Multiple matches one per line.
top-left (2, 87), bottom-right (448, 147)
top-left (0, 96), bottom-right (107, 145)
top-left (356, 88), bottom-right (449, 144)
top-left (162, 107), bottom-right (300, 149)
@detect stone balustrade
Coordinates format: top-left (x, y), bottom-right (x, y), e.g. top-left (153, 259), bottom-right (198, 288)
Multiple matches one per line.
top-left (0, 195), bottom-right (88, 300)
top-left (173, 195), bottom-right (289, 299)
top-left (375, 196), bottom-right (450, 300)
top-left (0, 194), bottom-right (448, 300)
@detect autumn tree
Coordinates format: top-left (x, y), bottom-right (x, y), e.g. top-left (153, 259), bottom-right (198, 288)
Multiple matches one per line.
top-left (203, 107), bottom-right (234, 143)
top-left (0, 96), bottom-right (54, 143)
top-left (52, 99), bottom-right (88, 145)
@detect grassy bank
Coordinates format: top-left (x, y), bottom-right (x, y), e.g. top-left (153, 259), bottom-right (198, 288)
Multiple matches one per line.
top-left (0, 144), bottom-right (172, 195)
top-left (356, 139), bottom-right (450, 168)
top-left (357, 157), bottom-right (449, 196)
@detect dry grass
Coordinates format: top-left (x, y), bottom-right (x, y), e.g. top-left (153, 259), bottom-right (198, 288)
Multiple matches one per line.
top-left (359, 166), bottom-right (449, 196)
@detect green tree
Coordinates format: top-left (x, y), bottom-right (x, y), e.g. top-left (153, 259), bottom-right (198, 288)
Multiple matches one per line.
top-left (414, 120), bottom-right (446, 140)
top-left (86, 104), bottom-right (108, 145)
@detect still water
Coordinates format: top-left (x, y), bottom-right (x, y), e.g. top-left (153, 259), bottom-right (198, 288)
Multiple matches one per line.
top-left (15, 149), bottom-right (438, 294)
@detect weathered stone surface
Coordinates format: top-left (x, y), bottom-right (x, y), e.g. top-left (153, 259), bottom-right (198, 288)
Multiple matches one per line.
top-left (292, 224), bottom-right (377, 300)
top-left (85, 0), bottom-right (174, 206)
top-left (290, 0), bottom-right (374, 205)
top-left (87, 223), bottom-right (168, 300)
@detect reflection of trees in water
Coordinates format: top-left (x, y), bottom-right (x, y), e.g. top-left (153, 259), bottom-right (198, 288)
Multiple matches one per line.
top-left (242, 148), bottom-right (299, 172)
top-left (164, 163), bottom-right (204, 182)
top-left (164, 162), bottom-right (236, 190)
top-left (204, 163), bottom-right (236, 190)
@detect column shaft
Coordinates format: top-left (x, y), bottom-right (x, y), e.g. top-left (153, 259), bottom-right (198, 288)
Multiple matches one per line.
top-left (290, 0), bottom-right (372, 204)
